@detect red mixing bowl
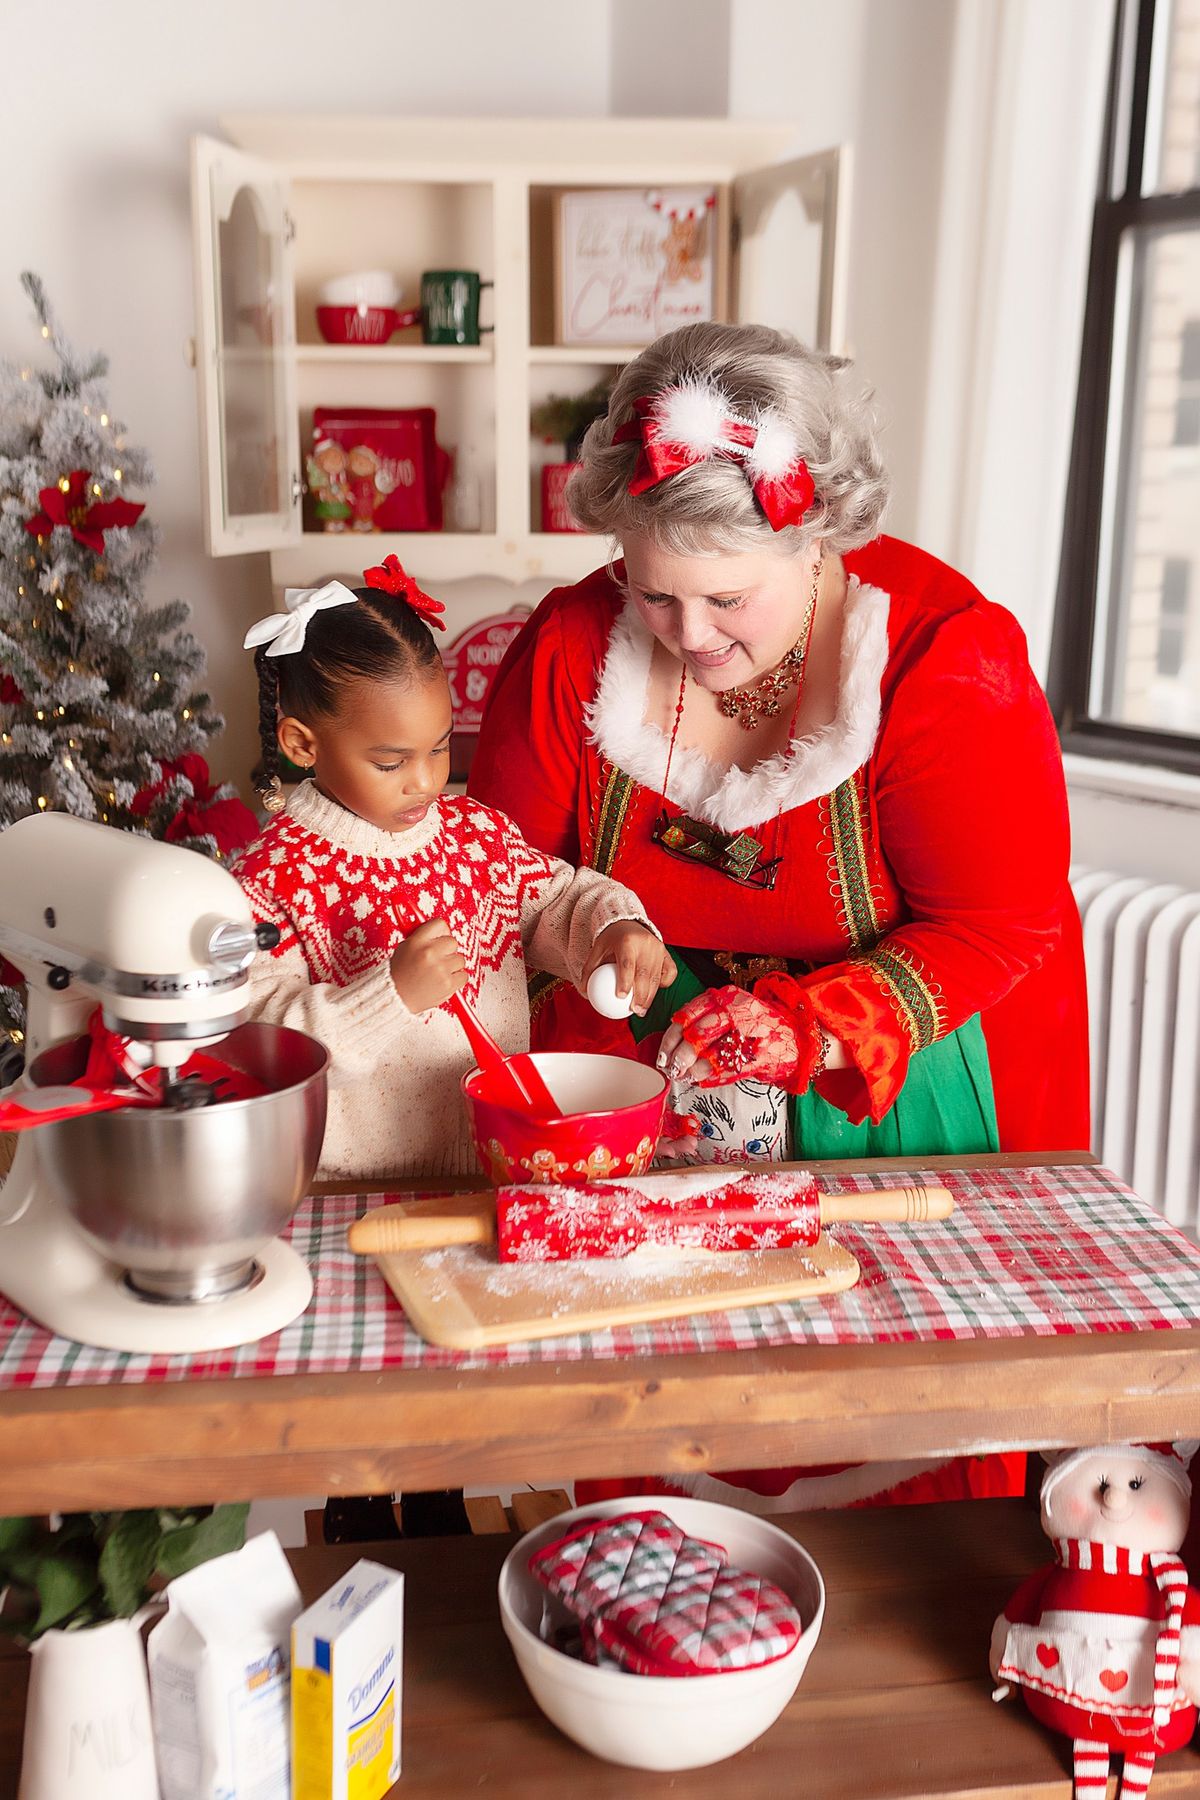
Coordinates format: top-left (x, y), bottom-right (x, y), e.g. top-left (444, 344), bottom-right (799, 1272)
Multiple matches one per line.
top-left (315, 305), bottom-right (421, 345)
top-left (462, 1052), bottom-right (668, 1186)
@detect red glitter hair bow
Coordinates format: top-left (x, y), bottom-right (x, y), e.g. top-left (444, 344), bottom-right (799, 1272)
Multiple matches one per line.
top-left (361, 554), bottom-right (446, 631)
top-left (613, 381), bottom-right (816, 531)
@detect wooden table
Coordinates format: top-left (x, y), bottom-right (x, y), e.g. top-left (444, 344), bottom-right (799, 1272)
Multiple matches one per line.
top-left (5, 1151), bottom-right (1200, 1796)
top-left (4, 1153), bottom-right (1200, 1515)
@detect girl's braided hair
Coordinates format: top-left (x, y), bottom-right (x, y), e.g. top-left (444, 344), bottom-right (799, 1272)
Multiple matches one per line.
top-left (252, 585), bottom-right (441, 807)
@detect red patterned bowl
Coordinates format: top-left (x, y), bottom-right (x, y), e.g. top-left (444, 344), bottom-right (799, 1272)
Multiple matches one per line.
top-left (315, 305), bottom-right (421, 345)
top-left (462, 1052), bottom-right (668, 1186)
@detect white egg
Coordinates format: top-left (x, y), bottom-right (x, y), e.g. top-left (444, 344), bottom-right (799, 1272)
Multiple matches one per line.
top-left (586, 961), bottom-right (635, 1020)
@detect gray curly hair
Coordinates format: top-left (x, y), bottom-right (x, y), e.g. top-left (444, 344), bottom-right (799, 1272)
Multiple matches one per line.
top-left (567, 321), bottom-right (889, 558)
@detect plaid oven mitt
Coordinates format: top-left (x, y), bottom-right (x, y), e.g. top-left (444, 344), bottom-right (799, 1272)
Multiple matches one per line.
top-left (528, 1510), bottom-right (803, 1676)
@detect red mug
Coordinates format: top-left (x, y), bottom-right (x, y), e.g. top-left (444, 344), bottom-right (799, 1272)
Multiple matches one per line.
top-left (315, 305), bottom-right (422, 345)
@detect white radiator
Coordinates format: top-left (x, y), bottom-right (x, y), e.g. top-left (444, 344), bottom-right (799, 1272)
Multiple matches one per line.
top-left (1071, 867), bottom-right (1200, 1227)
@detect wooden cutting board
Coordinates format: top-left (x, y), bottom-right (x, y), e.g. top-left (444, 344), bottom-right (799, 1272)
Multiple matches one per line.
top-left (372, 1195), bottom-right (860, 1349)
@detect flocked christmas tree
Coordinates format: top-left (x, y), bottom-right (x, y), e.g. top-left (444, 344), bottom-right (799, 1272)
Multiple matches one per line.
top-left (0, 272), bottom-right (257, 1055)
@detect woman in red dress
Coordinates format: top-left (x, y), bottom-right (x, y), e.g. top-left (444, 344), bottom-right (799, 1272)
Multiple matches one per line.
top-left (471, 322), bottom-right (1089, 1509)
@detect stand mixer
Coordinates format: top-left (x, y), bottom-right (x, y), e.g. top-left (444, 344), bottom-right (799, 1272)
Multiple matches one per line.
top-left (0, 812), bottom-right (329, 1353)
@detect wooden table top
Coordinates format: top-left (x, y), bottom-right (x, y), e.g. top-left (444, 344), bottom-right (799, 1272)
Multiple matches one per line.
top-left (6, 1500), bottom-right (1200, 1797)
top-left (6, 1152), bottom-right (1200, 1515)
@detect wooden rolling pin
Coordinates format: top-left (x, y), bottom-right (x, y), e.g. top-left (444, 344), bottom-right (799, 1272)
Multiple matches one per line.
top-left (348, 1171), bottom-right (954, 1264)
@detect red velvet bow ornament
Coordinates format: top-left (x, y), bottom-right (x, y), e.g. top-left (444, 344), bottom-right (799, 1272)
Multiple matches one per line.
top-left (613, 389), bottom-right (816, 532)
top-left (361, 553), bottom-right (446, 631)
top-left (24, 470), bottom-right (145, 554)
top-left (130, 753), bottom-right (259, 857)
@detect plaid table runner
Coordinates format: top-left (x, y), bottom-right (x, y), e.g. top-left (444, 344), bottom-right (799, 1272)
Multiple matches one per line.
top-left (2, 1164), bottom-right (1199, 1389)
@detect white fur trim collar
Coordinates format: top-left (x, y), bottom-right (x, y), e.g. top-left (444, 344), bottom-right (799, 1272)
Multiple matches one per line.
top-left (672, 1458), bottom-right (948, 1511)
top-left (585, 578), bottom-right (890, 832)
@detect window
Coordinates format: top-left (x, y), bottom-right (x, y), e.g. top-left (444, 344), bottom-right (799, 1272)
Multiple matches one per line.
top-left (1052, 0), bottom-right (1200, 770)
top-left (1158, 556), bottom-right (1191, 675)
top-left (1175, 319), bottom-right (1200, 443)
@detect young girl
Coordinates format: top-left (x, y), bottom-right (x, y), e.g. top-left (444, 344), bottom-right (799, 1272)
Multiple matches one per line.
top-left (233, 555), bottom-right (673, 1182)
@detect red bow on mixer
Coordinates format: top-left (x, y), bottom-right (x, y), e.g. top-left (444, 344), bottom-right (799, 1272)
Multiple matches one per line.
top-left (361, 554), bottom-right (446, 630)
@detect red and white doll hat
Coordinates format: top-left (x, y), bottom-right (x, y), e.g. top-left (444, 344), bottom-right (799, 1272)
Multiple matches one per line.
top-left (1041, 1442), bottom-right (1197, 1504)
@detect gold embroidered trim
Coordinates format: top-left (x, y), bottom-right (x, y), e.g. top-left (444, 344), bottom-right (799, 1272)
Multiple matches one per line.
top-left (530, 762), bottom-right (637, 1018)
top-left (860, 943), bottom-right (942, 1052)
top-left (826, 773), bottom-right (880, 952)
top-left (527, 969), bottom-right (561, 1019)
top-left (593, 764), bottom-right (635, 876)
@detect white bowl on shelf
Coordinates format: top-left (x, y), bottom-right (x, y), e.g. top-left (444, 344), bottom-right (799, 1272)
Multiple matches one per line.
top-left (498, 1494), bottom-right (825, 1772)
top-left (317, 269), bottom-right (401, 308)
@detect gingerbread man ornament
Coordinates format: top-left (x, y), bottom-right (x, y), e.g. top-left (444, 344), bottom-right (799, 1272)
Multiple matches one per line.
top-left (990, 1444), bottom-right (1200, 1798)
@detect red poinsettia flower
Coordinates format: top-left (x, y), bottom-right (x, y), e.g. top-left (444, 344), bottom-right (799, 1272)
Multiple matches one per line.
top-left (0, 673), bottom-right (23, 705)
top-left (361, 553), bottom-right (446, 630)
top-left (25, 469), bottom-right (145, 554)
top-left (131, 754), bottom-right (259, 858)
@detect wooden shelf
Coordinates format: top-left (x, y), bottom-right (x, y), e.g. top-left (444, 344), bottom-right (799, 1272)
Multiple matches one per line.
top-left (527, 345), bottom-right (640, 364)
top-left (7, 1503), bottom-right (1199, 1797)
top-left (297, 343), bottom-right (492, 365)
top-left (270, 532), bottom-right (604, 588)
top-left (195, 120), bottom-right (849, 577)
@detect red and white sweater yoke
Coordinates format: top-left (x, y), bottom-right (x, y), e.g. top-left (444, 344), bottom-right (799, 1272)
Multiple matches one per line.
top-left (232, 783), bottom-right (652, 1181)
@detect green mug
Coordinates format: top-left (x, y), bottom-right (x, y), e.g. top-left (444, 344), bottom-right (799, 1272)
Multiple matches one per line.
top-left (420, 270), bottom-right (494, 346)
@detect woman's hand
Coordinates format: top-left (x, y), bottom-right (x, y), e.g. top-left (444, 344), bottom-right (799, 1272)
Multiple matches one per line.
top-left (582, 924), bottom-right (677, 1018)
top-left (658, 986), bottom-right (804, 1087)
top-left (658, 984), bottom-right (845, 1089)
top-left (390, 917), bottom-right (468, 1012)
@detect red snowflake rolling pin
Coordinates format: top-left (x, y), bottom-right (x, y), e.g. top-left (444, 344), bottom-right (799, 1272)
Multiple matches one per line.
top-left (989, 1444), bottom-right (1200, 1798)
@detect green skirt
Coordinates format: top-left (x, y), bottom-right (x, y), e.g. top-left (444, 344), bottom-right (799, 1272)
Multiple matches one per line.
top-left (634, 950), bottom-right (999, 1160)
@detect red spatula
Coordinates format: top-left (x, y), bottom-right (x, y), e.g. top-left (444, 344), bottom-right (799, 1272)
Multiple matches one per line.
top-left (392, 902), bottom-right (560, 1118)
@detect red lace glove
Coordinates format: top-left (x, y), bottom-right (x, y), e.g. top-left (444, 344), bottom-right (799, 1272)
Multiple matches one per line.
top-left (667, 984), bottom-right (826, 1093)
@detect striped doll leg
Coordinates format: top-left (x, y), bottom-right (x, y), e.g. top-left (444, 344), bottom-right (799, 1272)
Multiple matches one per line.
top-left (1118, 1749), bottom-right (1156, 1798)
top-left (1073, 1740), bottom-right (1110, 1798)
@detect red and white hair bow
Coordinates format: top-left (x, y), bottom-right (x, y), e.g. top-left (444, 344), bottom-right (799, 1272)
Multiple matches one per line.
top-left (612, 380), bottom-right (817, 531)
top-left (361, 553), bottom-right (446, 631)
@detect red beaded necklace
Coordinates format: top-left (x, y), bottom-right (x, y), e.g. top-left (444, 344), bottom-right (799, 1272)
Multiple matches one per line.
top-left (651, 593), bottom-right (815, 890)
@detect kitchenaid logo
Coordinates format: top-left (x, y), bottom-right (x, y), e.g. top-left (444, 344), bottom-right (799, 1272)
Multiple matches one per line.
top-left (349, 1645), bottom-right (394, 1715)
top-left (136, 969), bottom-right (240, 995)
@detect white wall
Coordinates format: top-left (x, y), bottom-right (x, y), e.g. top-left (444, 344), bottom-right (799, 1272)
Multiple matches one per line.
top-left (6, 0), bottom-right (1193, 889)
top-left (0, 0), bottom-right (611, 791)
top-left (2, 0), bottom-right (961, 794)
top-left (728, 0), bottom-right (957, 540)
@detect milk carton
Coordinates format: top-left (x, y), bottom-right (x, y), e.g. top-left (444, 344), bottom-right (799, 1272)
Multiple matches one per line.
top-left (148, 1530), bottom-right (302, 1800)
top-left (291, 1560), bottom-right (404, 1800)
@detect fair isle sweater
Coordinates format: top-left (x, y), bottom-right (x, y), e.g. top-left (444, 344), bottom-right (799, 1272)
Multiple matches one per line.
top-left (232, 782), bottom-right (652, 1181)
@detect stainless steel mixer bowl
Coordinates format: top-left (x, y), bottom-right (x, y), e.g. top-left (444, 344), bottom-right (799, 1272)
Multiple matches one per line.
top-left (27, 1021), bottom-right (329, 1303)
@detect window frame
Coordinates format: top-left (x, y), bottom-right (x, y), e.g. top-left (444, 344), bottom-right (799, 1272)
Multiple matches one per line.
top-left (1050, 0), bottom-right (1200, 775)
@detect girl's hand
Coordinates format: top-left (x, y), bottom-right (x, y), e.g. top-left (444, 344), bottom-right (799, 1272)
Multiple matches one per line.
top-left (390, 917), bottom-right (468, 1012)
top-left (583, 925), bottom-right (677, 1018)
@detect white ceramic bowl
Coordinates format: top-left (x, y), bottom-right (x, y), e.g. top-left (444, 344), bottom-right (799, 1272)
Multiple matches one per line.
top-left (317, 269), bottom-right (401, 308)
top-left (498, 1495), bottom-right (825, 1771)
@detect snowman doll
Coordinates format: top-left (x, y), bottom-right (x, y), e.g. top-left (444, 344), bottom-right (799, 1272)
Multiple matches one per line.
top-left (990, 1443), bottom-right (1200, 1797)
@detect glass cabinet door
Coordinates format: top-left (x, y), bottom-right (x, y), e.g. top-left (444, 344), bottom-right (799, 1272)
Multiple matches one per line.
top-left (191, 136), bottom-right (300, 555)
top-left (732, 147), bottom-right (851, 355)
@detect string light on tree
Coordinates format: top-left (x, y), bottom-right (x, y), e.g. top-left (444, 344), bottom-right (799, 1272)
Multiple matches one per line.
top-left (0, 269), bottom-right (259, 1053)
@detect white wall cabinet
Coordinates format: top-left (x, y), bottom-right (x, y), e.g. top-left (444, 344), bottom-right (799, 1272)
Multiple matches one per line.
top-left (190, 117), bottom-right (849, 592)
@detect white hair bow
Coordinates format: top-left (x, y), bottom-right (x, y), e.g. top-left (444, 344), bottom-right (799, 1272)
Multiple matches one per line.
top-left (243, 580), bottom-right (359, 658)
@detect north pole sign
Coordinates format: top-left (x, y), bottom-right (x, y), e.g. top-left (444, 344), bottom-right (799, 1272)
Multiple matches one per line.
top-left (443, 611), bottom-right (530, 735)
